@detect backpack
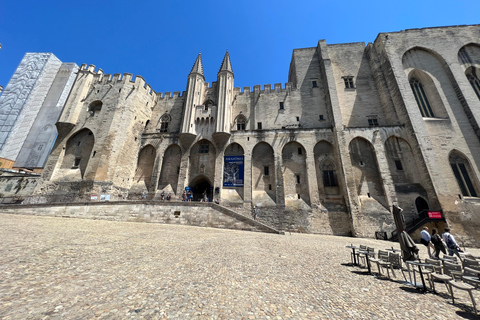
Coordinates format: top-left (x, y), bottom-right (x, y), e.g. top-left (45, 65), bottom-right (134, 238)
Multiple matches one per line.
top-left (446, 234), bottom-right (457, 250)
top-left (431, 234), bottom-right (441, 246)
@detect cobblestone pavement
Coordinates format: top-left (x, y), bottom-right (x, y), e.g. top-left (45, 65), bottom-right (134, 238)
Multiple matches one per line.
top-left (1, 214), bottom-right (479, 320)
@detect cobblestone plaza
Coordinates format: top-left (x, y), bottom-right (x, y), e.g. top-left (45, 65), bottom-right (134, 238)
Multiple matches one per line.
top-left (1, 213), bottom-right (479, 319)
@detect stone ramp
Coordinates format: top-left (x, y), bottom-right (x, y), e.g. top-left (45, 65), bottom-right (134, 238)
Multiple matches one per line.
top-left (211, 203), bottom-right (284, 234)
top-left (0, 200), bottom-right (284, 234)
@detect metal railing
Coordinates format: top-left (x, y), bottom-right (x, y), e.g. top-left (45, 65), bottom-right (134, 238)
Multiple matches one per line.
top-left (390, 209), bottom-right (445, 241)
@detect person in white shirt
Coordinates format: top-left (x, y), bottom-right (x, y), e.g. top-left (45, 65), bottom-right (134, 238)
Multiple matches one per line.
top-left (420, 227), bottom-right (434, 258)
top-left (442, 227), bottom-right (462, 259)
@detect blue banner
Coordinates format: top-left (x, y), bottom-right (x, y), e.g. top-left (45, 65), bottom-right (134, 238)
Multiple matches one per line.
top-left (223, 156), bottom-right (244, 187)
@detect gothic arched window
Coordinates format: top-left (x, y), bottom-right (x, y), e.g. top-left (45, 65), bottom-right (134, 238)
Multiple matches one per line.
top-left (236, 114), bottom-right (246, 131)
top-left (466, 67), bottom-right (480, 100)
top-left (410, 78), bottom-right (434, 117)
top-left (321, 159), bottom-right (337, 187)
top-left (160, 114), bottom-right (171, 133)
top-left (450, 151), bottom-right (478, 197)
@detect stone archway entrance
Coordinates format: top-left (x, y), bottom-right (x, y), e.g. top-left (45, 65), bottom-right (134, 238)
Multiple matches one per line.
top-left (415, 197), bottom-right (429, 213)
top-left (189, 177), bottom-right (212, 202)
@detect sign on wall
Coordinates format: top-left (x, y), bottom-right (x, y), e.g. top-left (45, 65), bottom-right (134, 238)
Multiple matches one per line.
top-left (223, 156), bottom-right (244, 187)
top-left (427, 211), bottom-right (442, 219)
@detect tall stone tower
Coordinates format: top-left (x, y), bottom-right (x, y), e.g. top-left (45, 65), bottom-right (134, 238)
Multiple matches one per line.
top-left (180, 53), bottom-right (205, 148)
top-left (213, 51), bottom-right (234, 147)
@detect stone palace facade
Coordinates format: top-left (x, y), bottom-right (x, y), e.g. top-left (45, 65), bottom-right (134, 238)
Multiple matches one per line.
top-left (1, 24), bottom-right (480, 243)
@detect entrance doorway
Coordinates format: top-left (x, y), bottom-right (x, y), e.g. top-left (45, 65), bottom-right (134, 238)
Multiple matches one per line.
top-left (415, 197), bottom-right (429, 214)
top-left (189, 178), bottom-right (212, 202)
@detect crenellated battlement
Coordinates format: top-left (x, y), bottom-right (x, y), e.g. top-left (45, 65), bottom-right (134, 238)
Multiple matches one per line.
top-left (79, 64), bottom-right (156, 95)
top-left (157, 91), bottom-right (185, 99)
top-left (233, 83), bottom-right (294, 96)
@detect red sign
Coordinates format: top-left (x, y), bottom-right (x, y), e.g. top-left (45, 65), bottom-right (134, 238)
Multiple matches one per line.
top-left (428, 211), bottom-right (442, 219)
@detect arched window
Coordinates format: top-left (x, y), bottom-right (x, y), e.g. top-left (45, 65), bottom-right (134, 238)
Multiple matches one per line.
top-left (236, 114), bottom-right (246, 131)
top-left (160, 114), bottom-right (170, 133)
top-left (450, 151), bottom-right (478, 197)
top-left (410, 78), bottom-right (434, 117)
top-left (466, 67), bottom-right (480, 100)
top-left (321, 159), bottom-right (337, 187)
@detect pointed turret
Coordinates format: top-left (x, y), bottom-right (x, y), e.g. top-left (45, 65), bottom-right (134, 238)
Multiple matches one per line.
top-left (181, 53), bottom-right (206, 140)
top-left (190, 53), bottom-right (204, 77)
top-left (214, 50), bottom-right (234, 143)
top-left (218, 50), bottom-right (233, 75)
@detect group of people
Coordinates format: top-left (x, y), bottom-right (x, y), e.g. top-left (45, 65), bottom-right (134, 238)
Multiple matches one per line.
top-left (160, 191), bottom-right (172, 201)
top-left (182, 190), bottom-right (194, 202)
top-left (420, 226), bottom-right (463, 259)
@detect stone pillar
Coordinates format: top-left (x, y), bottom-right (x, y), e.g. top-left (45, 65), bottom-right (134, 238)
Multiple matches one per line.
top-left (372, 131), bottom-right (396, 209)
top-left (305, 153), bottom-right (319, 205)
top-left (151, 145), bottom-right (165, 192)
top-left (176, 150), bottom-right (190, 195)
top-left (275, 154), bottom-right (285, 205)
top-left (213, 148), bottom-right (225, 200)
top-left (244, 151), bottom-right (252, 203)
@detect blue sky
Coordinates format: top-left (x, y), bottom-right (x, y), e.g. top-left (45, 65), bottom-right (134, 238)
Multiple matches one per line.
top-left (0, 1), bottom-right (478, 94)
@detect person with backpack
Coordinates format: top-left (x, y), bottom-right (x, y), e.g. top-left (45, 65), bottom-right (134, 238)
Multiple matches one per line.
top-left (430, 228), bottom-right (446, 258)
top-left (442, 227), bottom-right (462, 259)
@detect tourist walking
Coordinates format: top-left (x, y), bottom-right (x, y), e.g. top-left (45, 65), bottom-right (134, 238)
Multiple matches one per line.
top-left (431, 228), bottom-right (446, 258)
top-left (252, 206), bottom-right (258, 221)
top-left (420, 227), bottom-right (435, 258)
top-left (442, 227), bottom-right (462, 259)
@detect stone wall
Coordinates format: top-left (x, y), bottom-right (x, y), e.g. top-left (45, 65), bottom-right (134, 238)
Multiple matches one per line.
top-left (0, 202), bottom-right (281, 234)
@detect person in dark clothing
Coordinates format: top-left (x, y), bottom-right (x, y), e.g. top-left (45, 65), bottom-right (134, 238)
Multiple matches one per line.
top-left (431, 228), bottom-right (446, 258)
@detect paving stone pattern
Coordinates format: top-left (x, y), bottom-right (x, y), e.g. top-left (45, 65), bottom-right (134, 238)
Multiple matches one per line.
top-left (0, 213), bottom-right (479, 319)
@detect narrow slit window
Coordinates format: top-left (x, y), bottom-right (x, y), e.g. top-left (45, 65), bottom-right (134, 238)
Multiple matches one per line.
top-left (279, 102), bottom-right (284, 110)
top-left (257, 122), bottom-right (262, 130)
top-left (264, 166), bottom-right (269, 176)
top-left (395, 160), bottom-right (403, 171)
